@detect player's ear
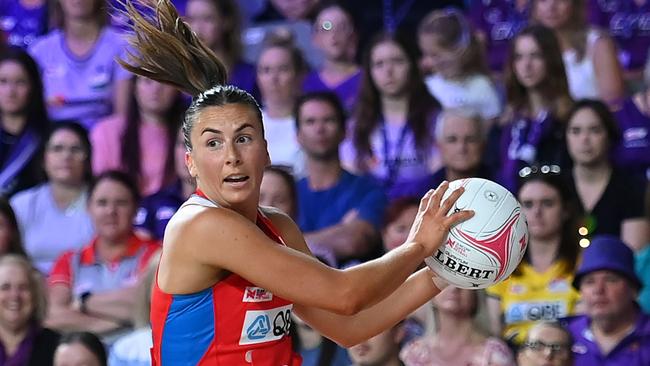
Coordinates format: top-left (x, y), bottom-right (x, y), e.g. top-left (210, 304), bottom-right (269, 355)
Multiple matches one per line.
top-left (186, 151), bottom-right (198, 178)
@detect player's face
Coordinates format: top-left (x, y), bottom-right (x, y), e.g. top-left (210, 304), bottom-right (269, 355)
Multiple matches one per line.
top-left (0, 60), bottom-right (30, 115)
top-left (433, 286), bottom-right (476, 317)
top-left (518, 181), bottom-right (564, 240)
top-left (0, 263), bottom-right (34, 331)
top-left (518, 325), bottom-right (572, 366)
top-left (513, 35), bottom-right (547, 90)
top-left (566, 108), bottom-right (610, 167)
top-left (296, 100), bottom-right (343, 160)
top-left (187, 104), bottom-right (269, 210)
top-left (382, 205), bottom-right (418, 252)
top-left (533, 0), bottom-right (573, 30)
top-left (348, 328), bottom-right (399, 366)
top-left (438, 115), bottom-right (483, 174)
top-left (580, 270), bottom-right (637, 322)
top-left (313, 6), bottom-right (356, 61)
top-left (54, 342), bottom-right (102, 366)
top-left (260, 170), bottom-right (294, 217)
top-left (45, 129), bottom-right (88, 186)
top-left (257, 47), bottom-right (300, 105)
top-left (88, 179), bottom-right (137, 243)
top-left (370, 41), bottom-right (410, 98)
top-left (185, 0), bottom-right (224, 49)
top-left (135, 77), bottom-right (178, 117)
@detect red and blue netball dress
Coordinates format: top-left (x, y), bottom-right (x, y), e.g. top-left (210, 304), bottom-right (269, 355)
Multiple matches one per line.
top-left (150, 193), bottom-right (302, 365)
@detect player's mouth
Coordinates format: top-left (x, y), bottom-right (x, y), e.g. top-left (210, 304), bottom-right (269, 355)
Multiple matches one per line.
top-left (224, 175), bottom-right (250, 183)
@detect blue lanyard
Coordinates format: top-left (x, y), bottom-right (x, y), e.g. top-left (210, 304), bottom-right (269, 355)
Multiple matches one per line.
top-left (383, 0), bottom-right (417, 34)
top-left (381, 119), bottom-right (411, 186)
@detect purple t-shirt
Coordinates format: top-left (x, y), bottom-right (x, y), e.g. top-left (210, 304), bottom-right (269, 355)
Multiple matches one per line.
top-left (587, 0), bottom-right (650, 71)
top-left (563, 313), bottom-right (650, 366)
top-left (109, 0), bottom-right (187, 31)
top-left (0, 0), bottom-right (47, 48)
top-left (467, 0), bottom-right (529, 72)
top-left (612, 97), bottom-right (650, 175)
top-left (340, 114), bottom-right (440, 197)
top-left (302, 70), bottom-right (362, 112)
top-left (28, 27), bottom-right (132, 129)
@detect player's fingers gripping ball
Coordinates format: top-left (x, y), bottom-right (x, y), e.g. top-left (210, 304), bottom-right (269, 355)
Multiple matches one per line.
top-left (425, 178), bottom-right (529, 289)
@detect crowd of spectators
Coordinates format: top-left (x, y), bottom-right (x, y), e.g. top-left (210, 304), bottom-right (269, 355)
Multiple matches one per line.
top-left (1, 0), bottom-right (650, 365)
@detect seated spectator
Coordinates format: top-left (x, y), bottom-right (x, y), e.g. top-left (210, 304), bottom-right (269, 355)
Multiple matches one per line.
top-left (296, 92), bottom-right (387, 268)
top-left (348, 324), bottom-right (403, 366)
top-left (29, 0), bottom-right (132, 129)
top-left (0, 198), bottom-right (28, 257)
top-left (340, 31), bottom-right (441, 198)
top-left (467, 0), bottom-right (529, 76)
top-left (260, 165), bottom-right (298, 219)
top-left (611, 86), bottom-right (650, 178)
top-left (563, 99), bottom-right (650, 251)
top-left (91, 76), bottom-right (185, 196)
top-left (257, 33), bottom-right (308, 175)
top-left (400, 287), bottom-right (515, 366)
top-left (399, 109), bottom-right (491, 199)
top-left (0, 47), bottom-right (48, 197)
top-left (185, 0), bottom-right (256, 94)
top-left (531, 0), bottom-right (624, 105)
top-left (381, 197), bottom-right (434, 341)
top-left (10, 122), bottom-right (94, 274)
top-left (517, 321), bottom-right (573, 366)
top-left (46, 171), bottom-right (160, 337)
top-left (0, 0), bottom-right (48, 48)
top-left (487, 166), bottom-right (581, 346)
top-left (108, 253), bottom-right (160, 366)
top-left (637, 192), bottom-right (650, 313)
top-left (54, 331), bottom-right (107, 366)
top-left (134, 127), bottom-right (194, 240)
top-left (0, 254), bottom-right (60, 366)
top-left (303, 2), bottom-right (361, 111)
top-left (563, 235), bottom-right (650, 366)
top-left (418, 9), bottom-right (503, 123)
top-left (493, 25), bottom-right (573, 192)
top-left (587, 0), bottom-right (650, 91)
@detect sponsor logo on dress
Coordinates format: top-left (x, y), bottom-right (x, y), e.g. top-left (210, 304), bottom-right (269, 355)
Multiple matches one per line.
top-left (239, 305), bottom-right (292, 346)
top-left (243, 287), bottom-right (273, 302)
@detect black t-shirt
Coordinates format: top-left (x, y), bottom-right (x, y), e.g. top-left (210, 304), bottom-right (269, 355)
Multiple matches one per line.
top-left (565, 169), bottom-right (647, 237)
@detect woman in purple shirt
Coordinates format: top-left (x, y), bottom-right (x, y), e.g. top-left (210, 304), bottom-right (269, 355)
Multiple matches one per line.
top-left (303, 2), bottom-right (361, 112)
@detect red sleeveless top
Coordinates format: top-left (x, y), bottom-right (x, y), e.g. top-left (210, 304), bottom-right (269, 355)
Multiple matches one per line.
top-left (150, 194), bottom-right (303, 365)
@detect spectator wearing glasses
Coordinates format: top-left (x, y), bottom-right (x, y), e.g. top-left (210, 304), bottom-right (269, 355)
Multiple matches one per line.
top-left (563, 235), bottom-right (650, 366)
top-left (563, 99), bottom-right (650, 252)
top-left (518, 321), bottom-right (573, 366)
top-left (487, 165), bottom-right (581, 347)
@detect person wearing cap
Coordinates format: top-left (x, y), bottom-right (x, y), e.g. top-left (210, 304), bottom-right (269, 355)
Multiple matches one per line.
top-left (563, 234), bottom-right (650, 365)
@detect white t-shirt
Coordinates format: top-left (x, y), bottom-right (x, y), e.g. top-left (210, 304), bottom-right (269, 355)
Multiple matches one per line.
top-left (10, 184), bottom-right (94, 274)
top-left (563, 28), bottom-right (601, 100)
top-left (262, 109), bottom-right (305, 177)
top-left (425, 73), bottom-right (503, 120)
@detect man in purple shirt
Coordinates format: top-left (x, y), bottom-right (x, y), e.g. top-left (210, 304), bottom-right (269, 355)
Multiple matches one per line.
top-left (562, 235), bottom-right (650, 366)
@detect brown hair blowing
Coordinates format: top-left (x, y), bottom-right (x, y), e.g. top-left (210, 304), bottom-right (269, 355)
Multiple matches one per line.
top-left (115, 0), bottom-right (263, 151)
top-left (116, 0), bottom-right (227, 97)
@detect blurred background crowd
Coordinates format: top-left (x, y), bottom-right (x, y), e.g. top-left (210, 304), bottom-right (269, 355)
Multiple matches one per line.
top-left (0, 0), bottom-right (650, 365)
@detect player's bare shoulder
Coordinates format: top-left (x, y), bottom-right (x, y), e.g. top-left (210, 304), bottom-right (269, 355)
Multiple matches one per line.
top-left (259, 206), bottom-right (306, 251)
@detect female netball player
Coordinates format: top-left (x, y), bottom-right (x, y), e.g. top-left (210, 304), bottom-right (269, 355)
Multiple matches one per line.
top-left (118, 1), bottom-right (473, 364)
